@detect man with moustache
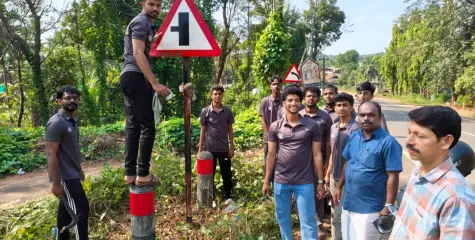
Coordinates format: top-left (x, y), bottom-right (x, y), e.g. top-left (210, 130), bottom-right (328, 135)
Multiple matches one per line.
top-left (46, 86), bottom-right (89, 239)
top-left (263, 86), bottom-right (326, 239)
top-left (355, 82), bottom-right (388, 132)
top-left (324, 93), bottom-right (360, 240)
top-left (121, 0), bottom-right (170, 186)
top-left (390, 106), bottom-right (474, 239)
top-left (259, 75), bottom-right (283, 183)
top-left (299, 86), bottom-right (332, 238)
top-left (322, 84), bottom-right (339, 123)
top-left (199, 85), bottom-right (235, 200)
top-left (334, 101), bottom-right (402, 240)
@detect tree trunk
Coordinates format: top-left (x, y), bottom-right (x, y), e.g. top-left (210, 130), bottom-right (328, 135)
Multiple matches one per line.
top-left (1, 55), bottom-right (14, 124)
top-left (214, 1), bottom-right (230, 85)
top-left (17, 53), bottom-right (25, 128)
top-left (31, 12), bottom-right (47, 126)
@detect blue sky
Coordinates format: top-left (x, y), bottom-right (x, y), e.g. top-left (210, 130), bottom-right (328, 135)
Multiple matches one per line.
top-left (292, 0), bottom-right (407, 55)
top-left (52, 0), bottom-right (408, 55)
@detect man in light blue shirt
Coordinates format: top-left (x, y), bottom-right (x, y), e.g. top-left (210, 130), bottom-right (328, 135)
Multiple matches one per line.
top-left (333, 101), bottom-right (403, 240)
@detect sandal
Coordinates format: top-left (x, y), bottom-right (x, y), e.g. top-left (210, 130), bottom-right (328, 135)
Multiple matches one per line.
top-left (125, 176), bottom-right (136, 185)
top-left (135, 174), bottom-right (161, 187)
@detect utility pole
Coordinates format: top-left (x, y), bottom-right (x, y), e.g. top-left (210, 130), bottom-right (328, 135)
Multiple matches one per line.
top-left (322, 55), bottom-right (326, 87)
top-left (246, 0), bottom-right (251, 107)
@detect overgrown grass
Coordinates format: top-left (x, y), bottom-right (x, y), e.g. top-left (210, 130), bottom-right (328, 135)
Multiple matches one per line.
top-left (381, 94), bottom-right (444, 106)
top-left (0, 149), bottom-right (281, 239)
top-left (0, 107), bottom-right (281, 239)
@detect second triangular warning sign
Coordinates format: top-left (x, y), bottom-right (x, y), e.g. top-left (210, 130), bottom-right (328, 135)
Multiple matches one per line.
top-left (283, 64), bottom-right (302, 83)
top-left (150, 0), bottom-right (221, 57)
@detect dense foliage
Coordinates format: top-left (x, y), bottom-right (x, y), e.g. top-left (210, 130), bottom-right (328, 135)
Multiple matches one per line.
top-left (0, 149), bottom-right (281, 239)
top-left (0, 107), bottom-right (262, 175)
top-left (335, 1), bottom-right (475, 108)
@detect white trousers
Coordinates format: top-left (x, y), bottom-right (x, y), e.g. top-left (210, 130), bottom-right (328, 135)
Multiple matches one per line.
top-left (341, 209), bottom-right (381, 240)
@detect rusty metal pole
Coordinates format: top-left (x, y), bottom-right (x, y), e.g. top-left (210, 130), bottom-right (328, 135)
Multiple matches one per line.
top-left (183, 56), bottom-right (192, 223)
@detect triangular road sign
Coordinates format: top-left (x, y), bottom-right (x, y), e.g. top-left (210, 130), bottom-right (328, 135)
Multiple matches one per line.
top-left (283, 64), bottom-right (302, 83)
top-left (150, 0), bottom-right (221, 57)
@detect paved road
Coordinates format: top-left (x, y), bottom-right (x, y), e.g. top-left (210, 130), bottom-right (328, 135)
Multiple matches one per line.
top-left (377, 98), bottom-right (475, 188)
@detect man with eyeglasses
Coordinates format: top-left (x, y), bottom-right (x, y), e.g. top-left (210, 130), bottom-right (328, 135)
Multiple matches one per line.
top-left (46, 86), bottom-right (89, 239)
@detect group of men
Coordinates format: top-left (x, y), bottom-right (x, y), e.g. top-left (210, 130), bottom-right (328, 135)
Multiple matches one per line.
top-left (44, 0), bottom-right (473, 239)
top-left (258, 76), bottom-right (474, 240)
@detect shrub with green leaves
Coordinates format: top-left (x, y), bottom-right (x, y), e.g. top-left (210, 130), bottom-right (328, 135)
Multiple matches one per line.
top-left (156, 106), bottom-right (262, 152)
top-left (0, 128), bottom-right (44, 174)
top-left (0, 123), bottom-right (125, 175)
top-left (0, 166), bottom-right (127, 239)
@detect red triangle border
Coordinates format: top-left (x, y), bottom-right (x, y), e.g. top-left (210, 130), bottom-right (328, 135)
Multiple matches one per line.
top-left (283, 64), bottom-right (302, 83)
top-left (150, 0), bottom-right (221, 57)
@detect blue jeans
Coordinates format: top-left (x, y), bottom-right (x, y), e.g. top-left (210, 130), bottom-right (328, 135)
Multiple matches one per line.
top-left (274, 182), bottom-right (318, 240)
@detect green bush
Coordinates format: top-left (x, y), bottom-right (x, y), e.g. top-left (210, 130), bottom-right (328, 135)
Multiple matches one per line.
top-left (156, 107), bottom-right (263, 152)
top-left (456, 95), bottom-right (473, 108)
top-left (156, 117), bottom-right (201, 152)
top-left (436, 91), bottom-right (451, 103)
top-left (0, 128), bottom-right (44, 174)
top-left (0, 123), bottom-right (125, 175)
top-left (233, 106), bottom-right (262, 151)
top-left (0, 166), bottom-right (127, 239)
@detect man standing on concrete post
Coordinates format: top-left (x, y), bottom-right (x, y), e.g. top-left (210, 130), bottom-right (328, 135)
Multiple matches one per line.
top-left (199, 85), bottom-right (235, 200)
top-left (263, 86), bottom-right (326, 239)
top-left (322, 84), bottom-right (339, 123)
top-left (334, 101), bottom-right (402, 240)
top-left (324, 93), bottom-right (360, 240)
top-left (355, 82), bottom-right (388, 132)
top-left (121, 0), bottom-right (170, 186)
top-left (259, 75), bottom-right (283, 183)
top-left (299, 86), bottom-right (332, 239)
top-left (46, 86), bottom-right (89, 240)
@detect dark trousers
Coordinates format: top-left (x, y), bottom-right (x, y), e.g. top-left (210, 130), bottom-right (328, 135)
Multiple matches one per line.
top-left (58, 179), bottom-right (89, 240)
top-left (211, 152), bottom-right (233, 199)
top-left (120, 72), bottom-right (155, 177)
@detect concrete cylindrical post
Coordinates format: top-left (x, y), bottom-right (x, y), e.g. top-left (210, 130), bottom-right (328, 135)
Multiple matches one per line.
top-left (129, 185), bottom-right (155, 239)
top-left (196, 151), bottom-right (214, 208)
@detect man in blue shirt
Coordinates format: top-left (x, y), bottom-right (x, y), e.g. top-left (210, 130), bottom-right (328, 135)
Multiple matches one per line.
top-left (333, 101), bottom-right (403, 240)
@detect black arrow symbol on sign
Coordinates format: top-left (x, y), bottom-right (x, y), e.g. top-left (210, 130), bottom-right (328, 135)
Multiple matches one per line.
top-left (291, 72), bottom-right (300, 80)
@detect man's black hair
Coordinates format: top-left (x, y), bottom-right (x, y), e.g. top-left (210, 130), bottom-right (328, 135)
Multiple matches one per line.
top-left (358, 101), bottom-right (382, 118)
top-left (357, 82), bottom-right (376, 94)
top-left (323, 84), bottom-right (338, 94)
top-left (303, 86), bottom-right (321, 98)
top-left (408, 106), bottom-right (461, 149)
top-left (210, 85), bottom-right (225, 93)
top-left (268, 75), bottom-right (283, 84)
top-left (56, 86), bottom-right (80, 100)
top-left (335, 92), bottom-right (354, 106)
top-left (282, 86), bottom-right (303, 102)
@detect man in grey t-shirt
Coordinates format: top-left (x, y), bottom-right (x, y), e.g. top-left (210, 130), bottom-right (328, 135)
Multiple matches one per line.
top-left (120, 0), bottom-right (170, 186)
top-left (46, 86), bottom-right (89, 239)
top-left (263, 86), bottom-right (326, 239)
top-left (258, 75), bottom-right (283, 183)
top-left (199, 85), bottom-right (235, 199)
top-left (325, 93), bottom-right (360, 240)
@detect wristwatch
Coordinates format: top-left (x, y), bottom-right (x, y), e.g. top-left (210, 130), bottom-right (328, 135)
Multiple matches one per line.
top-left (318, 179), bottom-right (325, 185)
top-left (384, 203), bottom-right (393, 208)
